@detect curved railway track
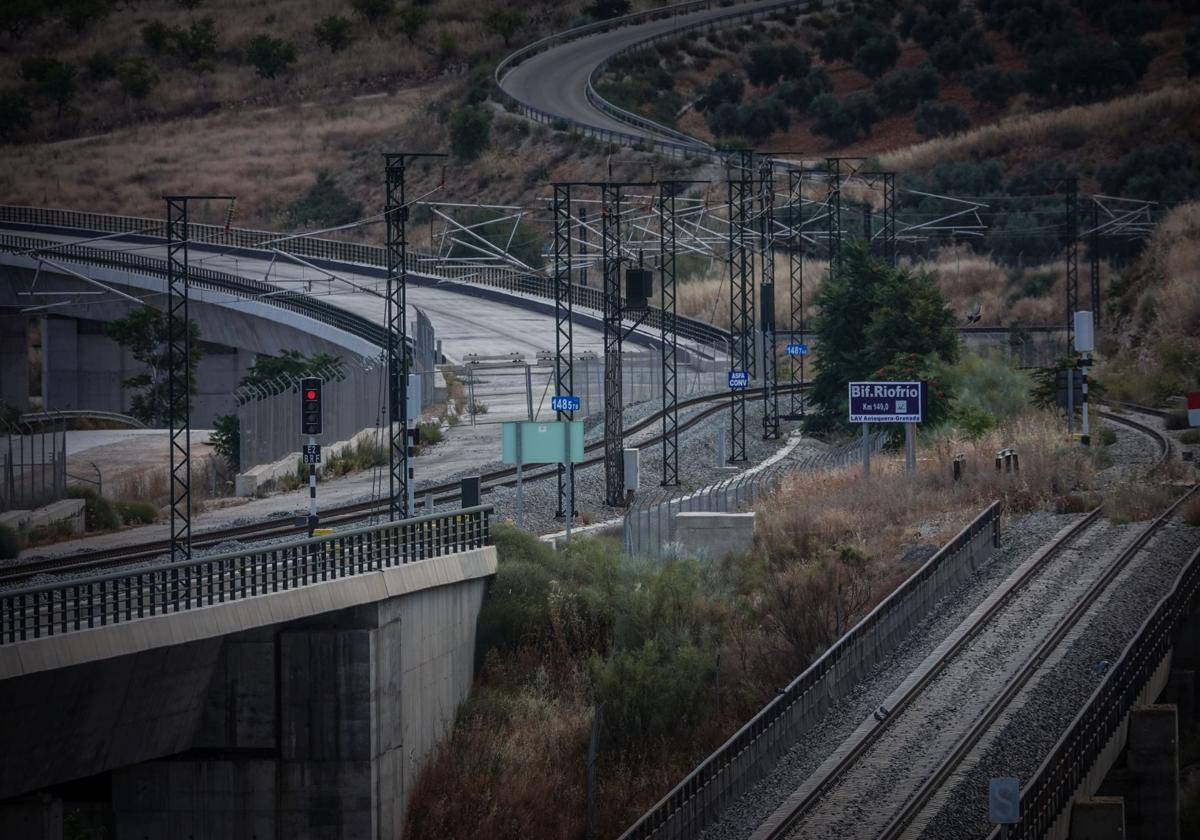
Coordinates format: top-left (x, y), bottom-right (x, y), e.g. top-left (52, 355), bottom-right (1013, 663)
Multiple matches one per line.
top-left (754, 409), bottom-right (1186, 840)
top-left (2, 384), bottom-right (807, 583)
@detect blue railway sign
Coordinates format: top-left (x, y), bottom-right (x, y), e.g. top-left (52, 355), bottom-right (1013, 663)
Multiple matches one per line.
top-left (551, 395), bottom-right (580, 412)
top-left (786, 343), bottom-right (808, 356)
top-left (728, 370), bottom-right (750, 390)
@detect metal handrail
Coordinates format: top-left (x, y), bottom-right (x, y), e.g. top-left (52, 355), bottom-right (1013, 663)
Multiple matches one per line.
top-left (988, 538), bottom-right (1200, 840)
top-left (0, 505), bottom-right (493, 644)
top-left (19, 409), bottom-right (146, 429)
top-left (619, 499), bottom-right (1002, 839)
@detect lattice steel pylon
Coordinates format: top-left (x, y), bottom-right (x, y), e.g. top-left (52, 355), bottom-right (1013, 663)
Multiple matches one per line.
top-left (786, 167), bottom-right (807, 419)
top-left (659, 181), bottom-right (680, 486)
top-left (552, 183), bottom-right (576, 514)
top-left (878, 171), bottom-right (897, 267)
top-left (384, 152), bottom-right (445, 521)
top-left (1089, 199), bottom-right (1101, 329)
top-left (727, 150), bottom-right (755, 463)
top-left (825, 157), bottom-right (866, 270)
top-left (602, 183), bottom-right (625, 506)
top-left (164, 194), bottom-right (234, 562)
top-left (1061, 176), bottom-right (1079, 349)
top-left (758, 158), bottom-right (780, 440)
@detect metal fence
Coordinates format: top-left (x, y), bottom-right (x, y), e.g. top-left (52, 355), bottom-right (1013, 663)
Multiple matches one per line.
top-left (0, 505), bottom-right (493, 644)
top-left (619, 500), bottom-right (1002, 840)
top-left (1, 416), bottom-right (67, 513)
top-left (622, 434), bottom-right (885, 558)
top-left (991, 540), bottom-right (1200, 840)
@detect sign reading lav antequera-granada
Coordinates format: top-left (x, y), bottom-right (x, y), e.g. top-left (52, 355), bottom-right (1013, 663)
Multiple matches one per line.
top-left (848, 381), bottom-right (928, 423)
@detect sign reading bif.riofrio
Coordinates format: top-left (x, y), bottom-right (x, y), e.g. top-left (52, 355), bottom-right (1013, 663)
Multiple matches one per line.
top-left (848, 381), bottom-right (927, 423)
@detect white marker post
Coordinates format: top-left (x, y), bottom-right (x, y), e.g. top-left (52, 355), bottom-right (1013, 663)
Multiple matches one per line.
top-left (862, 422), bottom-right (870, 479)
top-left (515, 428), bottom-right (524, 530)
top-left (563, 419), bottom-right (573, 544)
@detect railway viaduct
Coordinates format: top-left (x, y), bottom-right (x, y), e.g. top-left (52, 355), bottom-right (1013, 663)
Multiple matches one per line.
top-left (0, 514), bottom-right (495, 839)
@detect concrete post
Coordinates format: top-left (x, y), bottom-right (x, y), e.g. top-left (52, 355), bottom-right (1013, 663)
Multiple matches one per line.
top-left (1068, 796), bottom-right (1125, 840)
top-left (0, 314), bottom-right (30, 411)
top-left (1126, 704), bottom-right (1179, 840)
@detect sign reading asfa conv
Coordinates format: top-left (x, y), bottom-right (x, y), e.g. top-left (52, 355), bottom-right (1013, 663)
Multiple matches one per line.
top-left (848, 381), bottom-right (928, 423)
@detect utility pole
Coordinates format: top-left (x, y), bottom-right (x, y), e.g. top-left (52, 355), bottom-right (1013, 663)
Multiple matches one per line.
top-left (552, 183), bottom-right (576, 517)
top-left (758, 157), bottom-right (779, 440)
top-left (384, 152), bottom-right (445, 522)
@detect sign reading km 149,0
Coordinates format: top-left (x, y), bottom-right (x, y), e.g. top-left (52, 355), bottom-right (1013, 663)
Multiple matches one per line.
top-left (848, 381), bottom-right (927, 423)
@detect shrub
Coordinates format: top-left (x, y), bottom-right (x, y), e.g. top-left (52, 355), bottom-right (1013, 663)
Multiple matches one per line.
top-left (67, 486), bottom-right (120, 531)
top-left (873, 63), bottom-right (939, 113)
top-left (776, 67), bottom-right (832, 111)
top-left (1166, 409), bottom-right (1189, 431)
top-left (246, 34), bottom-right (296, 79)
top-left (313, 15), bottom-right (354, 53)
top-left (1184, 496), bottom-right (1200, 527)
top-left (286, 172), bottom-right (363, 228)
top-left (929, 29), bottom-right (992, 75)
top-left (417, 421), bottom-right (443, 446)
top-left (0, 92), bottom-right (33, 138)
top-left (482, 7), bottom-right (523, 47)
top-left (852, 35), bottom-right (900, 79)
top-left (210, 414), bottom-right (241, 471)
top-left (396, 6), bottom-right (428, 43)
top-left (1102, 2), bottom-right (1160, 38)
top-left (586, 0), bottom-right (631, 20)
top-left (1098, 144), bottom-right (1199, 205)
top-left (744, 44), bottom-right (810, 87)
top-left (116, 57), bottom-right (158, 101)
top-left (810, 92), bottom-right (878, 145)
top-left (351, 0), bottom-right (393, 23)
top-left (0, 523), bottom-right (23, 559)
top-left (970, 66), bottom-right (1020, 109)
top-left (1181, 429), bottom-right (1200, 445)
top-left (114, 499), bottom-right (157, 525)
top-left (0, 0), bottom-right (45, 39)
top-left (173, 18), bottom-right (219, 74)
top-left (914, 100), bottom-right (969, 138)
top-left (449, 105), bottom-right (492, 160)
top-left (84, 51), bottom-right (118, 81)
top-left (696, 72), bottom-right (743, 112)
top-left (141, 20), bottom-right (171, 53)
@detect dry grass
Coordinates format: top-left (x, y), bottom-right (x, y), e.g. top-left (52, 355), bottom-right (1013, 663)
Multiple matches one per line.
top-left (877, 83), bottom-right (1200, 174)
top-left (1150, 202), bottom-right (1200, 341)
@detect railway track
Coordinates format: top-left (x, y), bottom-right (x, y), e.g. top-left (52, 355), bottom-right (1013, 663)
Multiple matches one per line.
top-left (753, 411), bottom-right (1188, 840)
top-left (2, 384), bottom-right (807, 583)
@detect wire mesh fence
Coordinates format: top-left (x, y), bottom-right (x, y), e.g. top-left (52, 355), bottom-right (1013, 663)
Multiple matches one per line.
top-left (623, 433), bottom-right (887, 558)
top-left (0, 417), bottom-right (67, 513)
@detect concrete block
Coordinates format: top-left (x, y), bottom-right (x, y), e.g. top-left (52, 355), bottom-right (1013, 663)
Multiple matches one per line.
top-left (674, 511), bottom-right (756, 559)
top-left (1069, 796), bottom-right (1125, 840)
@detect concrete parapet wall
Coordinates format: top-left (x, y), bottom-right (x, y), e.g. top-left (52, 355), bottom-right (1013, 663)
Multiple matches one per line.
top-left (674, 512), bottom-right (756, 559)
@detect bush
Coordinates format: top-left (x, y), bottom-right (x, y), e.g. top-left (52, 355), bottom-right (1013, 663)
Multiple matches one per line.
top-left (852, 35), bottom-right (900, 80)
top-left (0, 523), bottom-right (23, 559)
top-left (114, 499), bottom-right (157, 525)
top-left (417, 420), bottom-right (443, 446)
top-left (0, 92), bottom-right (33, 138)
top-left (286, 172), bottom-right (363, 228)
top-left (67, 486), bottom-right (120, 531)
top-left (929, 29), bottom-right (993, 75)
top-left (696, 72), bottom-right (743, 112)
top-left (1184, 496), bottom-right (1200, 528)
top-left (449, 105), bottom-right (492, 160)
top-left (810, 92), bottom-right (878, 145)
top-left (210, 413), bottom-right (240, 471)
top-left (351, 0), bottom-right (393, 23)
top-left (313, 15), bottom-right (354, 53)
top-left (872, 63), bottom-right (939, 113)
top-left (1181, 429), bottom-right (1200, 445)
top-left (914, 100), bottom-right (969, 138)
top-left (84, 50), bottom-right (118, 81)
top-left (116, 57), bottom-right (158, 101)
top-left (1098, 145), bottom-right (1199, 205)
top-left (141, 20), bottom-right (171, 53)
top-left (586, 0), bottom-right (631, 20)
top-left (970, 66), bottom-right (1020, 109)
top-left (776, 67), bottom-right (831, 111)
top-left (1166, 409), bottom-right (1189, 430)
top-left (246, 34), bottom-right (296, 79)
top-left (744, 44), bottom-right (810, 87)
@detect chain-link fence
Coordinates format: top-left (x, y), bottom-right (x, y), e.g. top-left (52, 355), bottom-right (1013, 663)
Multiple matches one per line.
top-left (623, 433), bottom-right (887, 558)
top-left (1, 417), bottom-right (67, 513)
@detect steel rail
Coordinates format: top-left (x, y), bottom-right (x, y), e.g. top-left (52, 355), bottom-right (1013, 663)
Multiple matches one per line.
top-left (757, 415), bottom-right (1180, 840)
top-left (0, 383), bottom-right (810, 583)
top-left (878, 484), bottom-right (1199, 840)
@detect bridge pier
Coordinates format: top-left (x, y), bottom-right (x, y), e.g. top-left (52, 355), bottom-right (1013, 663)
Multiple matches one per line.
top-left (1068, 795), bottom-right (1125, 840)
top-left (1126, 704), bottom-right (1180, 840)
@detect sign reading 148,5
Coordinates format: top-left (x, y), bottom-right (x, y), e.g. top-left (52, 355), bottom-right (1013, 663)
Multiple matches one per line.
top-left (551, 395), bottom-right (580, 412)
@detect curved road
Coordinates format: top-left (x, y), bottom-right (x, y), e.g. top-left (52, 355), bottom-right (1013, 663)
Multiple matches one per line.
top-left (499, 0), bottom-right (795, 144)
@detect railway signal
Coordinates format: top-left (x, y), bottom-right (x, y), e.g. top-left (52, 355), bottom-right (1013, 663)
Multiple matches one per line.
top-left (300, 376), bottom-right (323, 536)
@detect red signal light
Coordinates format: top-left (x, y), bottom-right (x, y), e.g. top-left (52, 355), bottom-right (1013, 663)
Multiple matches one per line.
top-left (306, 390), bottom-right (317, 400)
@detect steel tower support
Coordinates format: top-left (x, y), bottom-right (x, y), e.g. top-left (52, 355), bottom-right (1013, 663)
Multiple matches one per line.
top-left (786, 167), bottom-right (806, 419)
top-left (1089, 199), bottom-right (1101, 329)
top-left (1063, 177), bottom-right (1079, 349)
top-left (384, 152), bottom-right (445, 521)
top-left (552, 184), bottom-right (576, 514)
top-left (727, 150), bottom-right (754, 463)
top-left (827, 157), bottom-right (843, 270)
top-left (602, 183), bottom-right (625, 506)
top-left (880, 172), bottom-right (896, 267)
top-left (758, 158), bottom-right (779, 440)
top-left (659, 182), bottom-right (679, 486)
top-left (165, 197), bottom-right (192, 563)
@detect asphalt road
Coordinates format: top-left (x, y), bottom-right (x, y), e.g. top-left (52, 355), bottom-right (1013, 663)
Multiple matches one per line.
top-left (499, 0), bottom-right (793, 143)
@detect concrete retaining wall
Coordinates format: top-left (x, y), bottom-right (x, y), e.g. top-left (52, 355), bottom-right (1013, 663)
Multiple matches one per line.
top-left (674, 512), bottom-right (756, 559)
